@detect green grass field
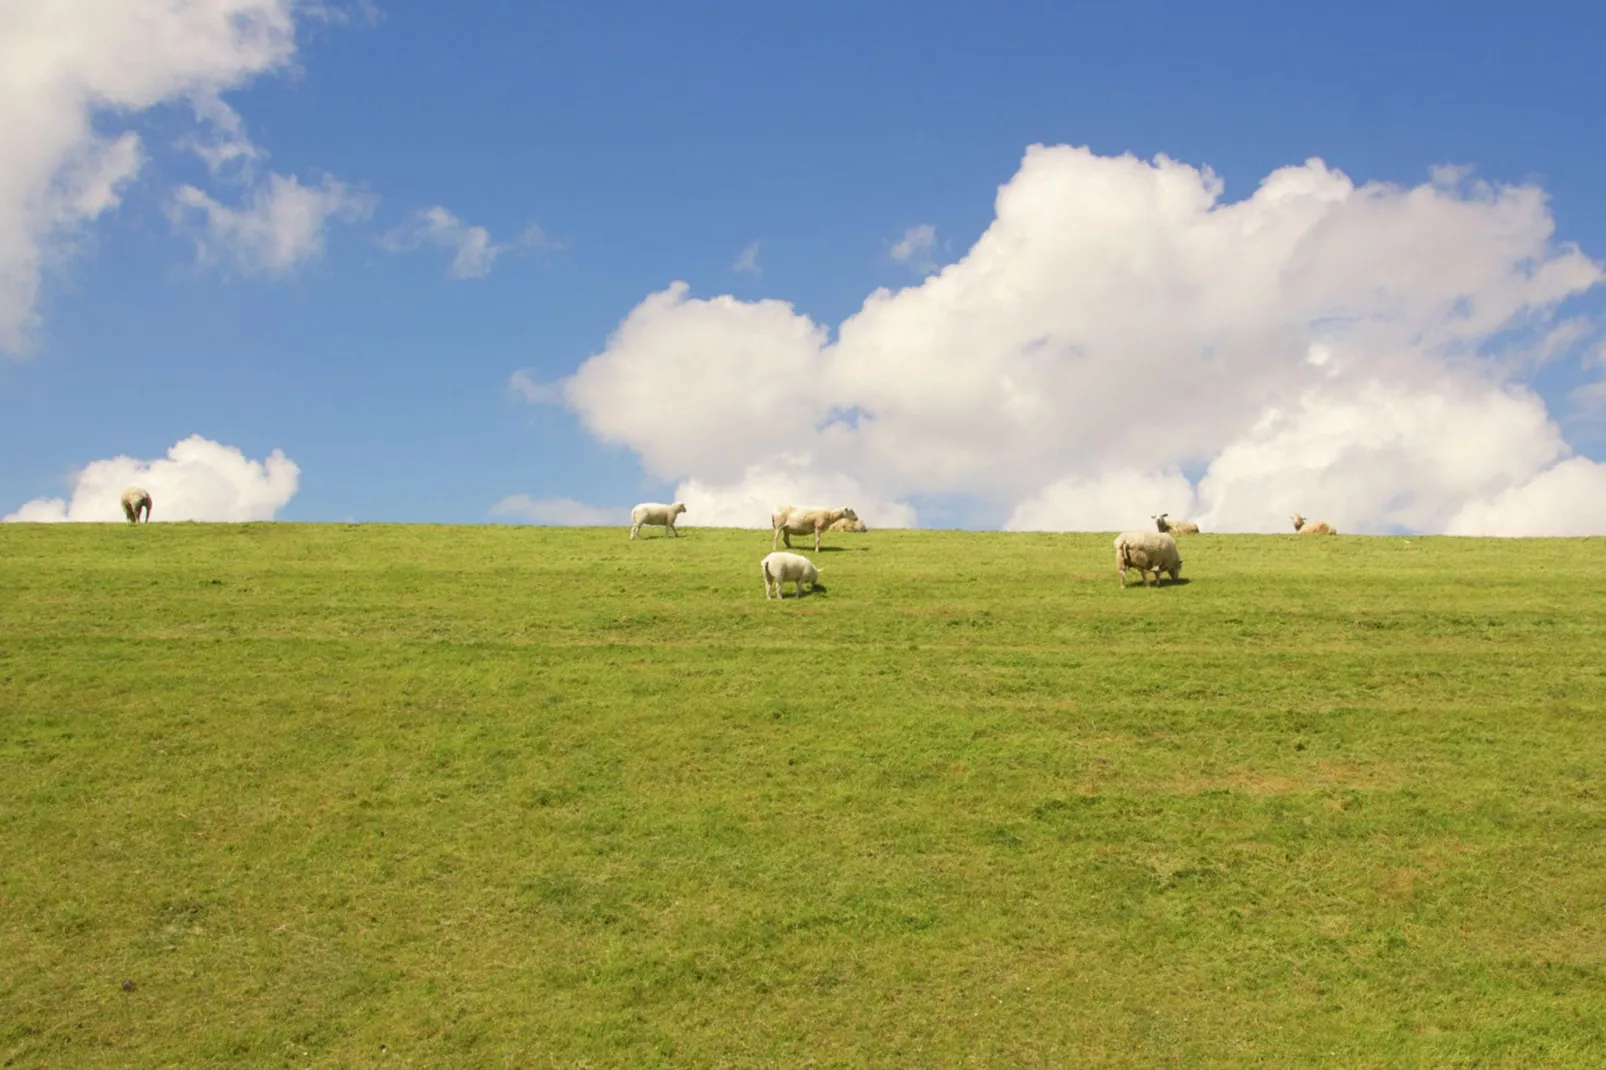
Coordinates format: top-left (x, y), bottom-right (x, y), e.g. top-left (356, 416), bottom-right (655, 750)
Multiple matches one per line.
top-left (3, 523), bottom-right (1604, 1067)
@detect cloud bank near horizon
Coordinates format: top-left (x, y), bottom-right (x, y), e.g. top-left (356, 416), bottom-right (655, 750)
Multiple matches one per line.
top-left (518, 144), bottom-right (1605, 536)
top-left (5, 435), bottom-right (300, 522)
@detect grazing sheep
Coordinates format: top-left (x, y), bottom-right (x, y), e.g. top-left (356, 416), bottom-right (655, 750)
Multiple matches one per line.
top-left (1114, 531), bottom-right (1182, 589)
top-left (771, 504), bottom-right (859, 552)
top-left (120, 486), bottom-right (152, 524)
top-left (1291, 513), bottom-right (1337, 535)
top-left (629, 502), bottom-right (686, 540)
top-left (828, 516), bottom-right (868, 533)
top-left (761, 551), bottom-right (823, 600)
top-left (1153, 512), bottom-right (1200, 535)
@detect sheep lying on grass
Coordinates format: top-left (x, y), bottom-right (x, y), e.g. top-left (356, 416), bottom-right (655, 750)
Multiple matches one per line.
top-left (1114, 531), bottom-right (1182, 589)
top-left (761, 551), bottom-right (823, 600)
top-left (1291, 513), bottom-right (1337, 535)
top-left (772, 505), bottom-right (859, 552)
top-left (121, 486), bottom-right (152, 524)
top-left (1153, 513), bottom-right (1199, 535)
top-left (828, 516), bottom-right (868, 532)
top-left (629, 502), bottom-right (686, 540)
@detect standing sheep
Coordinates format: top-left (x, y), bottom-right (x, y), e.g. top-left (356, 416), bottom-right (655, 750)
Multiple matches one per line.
top-left (629, 502), bottom-right (686, 540)
top-left (120, 486), bottom-right (152, 524)
top-left (771, 504), bottom-right (860, 552)
top-left (760, 551), bottom-right (823, 600)
top-left (1114, 531), bottom-right (1183, 589)
top-left (1153, 513), bottom-right (1200, 535)
top-left (1291, 513), bottom-right (1337, 535)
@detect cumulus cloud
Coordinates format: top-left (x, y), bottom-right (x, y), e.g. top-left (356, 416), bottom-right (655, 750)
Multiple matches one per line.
top-left (171, 172), bottom-right (374, 276)
top-left (0, 0), bottom-right (330, 353)
top-left (888, 224), bottom-right (937, 274)
top-left (732, 241), bottom-right (761, 276)
top-left (5, 435), bottom-right (300, 522)
top-left (533, 144), bottom-right (1605, 535)
top-left (1443, 457), bottom-right (1606, 537)
top-left (1007, 469), bottom-right (1199, 533)
top-left (488, 495), bottom-right (617, 526)
top-left (672, 464), bottom-right (918, 529)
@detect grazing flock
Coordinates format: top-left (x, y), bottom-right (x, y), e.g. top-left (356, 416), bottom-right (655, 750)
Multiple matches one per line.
top-left (112, 483), bottom-right (1337, 598)
top-left (616, 500), bottom-right (1339, 599)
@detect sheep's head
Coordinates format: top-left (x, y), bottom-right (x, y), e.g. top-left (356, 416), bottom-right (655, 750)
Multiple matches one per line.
top-left (841, 507), bottom-right (859, 522)
top-left (1153, 513), bottom-right (1170, 532)
top-left (671, 502), bottom-right (687, 517)
top-left (1291, 513), bottom-right (1305, 531)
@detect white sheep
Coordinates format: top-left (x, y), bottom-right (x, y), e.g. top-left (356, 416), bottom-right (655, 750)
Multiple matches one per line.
top-left (1291, 513), bottom-right (1337, 535)
top-left (1153, 512), bottom-right (1200, 535)
top-left (1114, 531), bottom-right (1182, 589)
top-left (761, 551), bottom-right (823, 600)
top-left (828, 516), bottom-right (868, 533)
top-left (121, 486), bottom-right (152, 524)
top-left (629, 502), bottom-right (686, 540)
top-left (771, 504), bottom-right (860, 552)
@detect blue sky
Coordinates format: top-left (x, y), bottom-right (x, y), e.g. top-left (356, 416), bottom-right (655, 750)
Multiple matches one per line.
top-left (4, 1), bottom-right (1605, 532)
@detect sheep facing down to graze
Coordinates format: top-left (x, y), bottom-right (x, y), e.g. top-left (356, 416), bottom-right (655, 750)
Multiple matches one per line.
top-left (629, 502), bottom-right (686, 540)
top-left (761, 551), bottom-right (823, 600)
top-left (1291, 513), bottom-right (1337, 535)
top-left (1114, 531), bottom-right (1182, 589)
top-left (827, 516), bottom-right (867, 533)
top-left (772, 504), bottom-right (859, 552)
top-left (1153, 513), bottom-right (1199, 535)
top-left (120, 486), bottom-right (152, 524)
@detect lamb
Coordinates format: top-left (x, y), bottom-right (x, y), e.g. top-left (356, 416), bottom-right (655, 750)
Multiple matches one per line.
top-left (1291, 513), bottom-right (1337, 535)
top-left (1114, 531), bottom-right (1182, 589)
top-left (771, 504), bottom-right (860, 552)
top-left (828, 516), bottom-right (868, 533)
top-left (1153, 512), bottom-right (1200, 535)
top-left (761, 551), bottom-right (823, 600)
top-left (629, 502), bottom-right (687, 540)
top-left (120, 486), bottom-right (152, 524)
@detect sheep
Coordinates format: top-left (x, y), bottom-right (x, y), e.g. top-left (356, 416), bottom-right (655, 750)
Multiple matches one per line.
top-left (771, 504), bottom-right (860, 552)
top-left (828, 516), bottom-right (868, 533)
top-left (1291, 513), bottom-right (1337, 535)
top-left (629, 502), bottom-right (686, 540)
top-left (1114, 531), bottom-right (1182, 589)
top-left (761, 551), bottom-right (823, 600)
top-left (120, 486), bottom-right (152, 524)
top-left (1153, 512), bottom-right (1200, 535)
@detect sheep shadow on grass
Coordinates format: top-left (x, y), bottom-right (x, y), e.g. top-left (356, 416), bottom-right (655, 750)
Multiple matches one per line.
top-left (1123, 577), bottom-right (1191, 589)
top-left (773, 584), bottom-right (828, 599)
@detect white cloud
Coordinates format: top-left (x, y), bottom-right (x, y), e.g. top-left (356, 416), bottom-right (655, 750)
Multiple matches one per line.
top-left (171, 172), bottom-right (374, 276)
top-left (671, 463), bottom-right (917, 529)
top-left (535, 145), bottom-right (1605, 535)
top-left (888, 224), bottom-right (937, 274)
top-left (733, 241), bottom-right (761, 276)
top-left (181, 92), bottom-right (265, 180)
top-left (382, 205), bottom-right (505, 279)
top-left (1443, 457), bottom-right (1606, 537)
top-left (5, 435), bottom-right (300, 522)
top-left (489, 495), bottom-right (617, 526)
top-left (1007, 469), bottom-right (1198, 532)
top-left (0, 0), bottom-right (312, 354)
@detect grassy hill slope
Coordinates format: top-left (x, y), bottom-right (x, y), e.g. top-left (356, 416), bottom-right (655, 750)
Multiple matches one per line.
top-left (3, 523), bottom-right (1604, 1067)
